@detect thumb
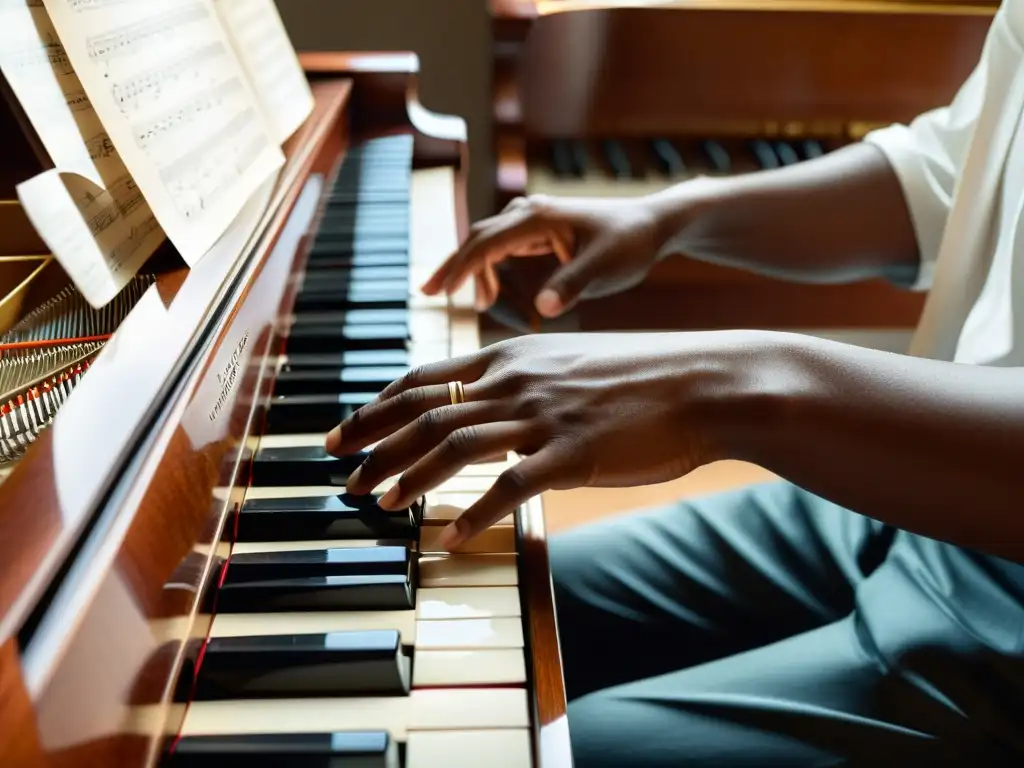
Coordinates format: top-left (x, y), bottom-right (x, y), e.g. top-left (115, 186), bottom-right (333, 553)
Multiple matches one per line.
top-left (535, 234), bottom-right (613, 318)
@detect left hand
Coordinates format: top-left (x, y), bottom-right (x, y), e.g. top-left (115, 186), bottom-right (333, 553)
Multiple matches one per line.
top-left (325, 332), bottom-right (734, 549)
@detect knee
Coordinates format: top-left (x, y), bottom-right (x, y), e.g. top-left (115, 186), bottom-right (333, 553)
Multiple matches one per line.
top-left (567, 690), bottom-right (690, 768)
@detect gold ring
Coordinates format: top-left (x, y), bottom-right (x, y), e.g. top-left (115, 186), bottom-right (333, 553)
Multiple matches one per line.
top-left (448, 380), bottom-right (465, 405)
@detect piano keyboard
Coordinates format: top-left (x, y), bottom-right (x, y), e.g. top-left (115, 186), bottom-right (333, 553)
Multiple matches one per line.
top-left (168, 136), bottom-right (535, 768)
top-left (528, 135), bottom-right (837, 198)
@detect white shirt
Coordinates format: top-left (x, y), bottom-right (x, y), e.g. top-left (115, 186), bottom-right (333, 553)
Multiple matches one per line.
top-left (865, 0), bottom-right (1024, 366)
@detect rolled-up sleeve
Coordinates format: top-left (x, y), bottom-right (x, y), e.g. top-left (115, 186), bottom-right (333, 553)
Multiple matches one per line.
top-left (863, 56), bottom-right (987, 291)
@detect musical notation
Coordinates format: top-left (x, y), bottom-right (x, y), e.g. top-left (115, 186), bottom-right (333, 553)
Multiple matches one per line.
top-left (213, 0), bottom-right (314, 143)
top-left (1, 0), bottom-right (164, 305)
top-left (41, 0), bottom-right (284, 263)
top-left (17, 169), bottom-right (164, 307)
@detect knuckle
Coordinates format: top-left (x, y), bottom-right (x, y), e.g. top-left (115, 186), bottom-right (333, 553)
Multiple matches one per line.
top-left (442, 426), bottom-right (478, 458)
top-left (415, 407), bottom-right (445, 438)
top-left (494, 467), bottom-right (531, 497)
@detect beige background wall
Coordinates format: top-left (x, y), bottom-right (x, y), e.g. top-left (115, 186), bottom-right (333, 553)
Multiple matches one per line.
top-left (276, 0), bottom-right (494, 222)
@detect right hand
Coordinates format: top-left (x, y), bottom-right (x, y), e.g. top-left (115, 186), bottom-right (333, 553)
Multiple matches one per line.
top-left (421, 194), bottom-right (665, 319)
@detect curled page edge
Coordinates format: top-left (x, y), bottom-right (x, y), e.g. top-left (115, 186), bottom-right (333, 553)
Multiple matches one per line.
top-left (16, 168), bottom-right (166, 310)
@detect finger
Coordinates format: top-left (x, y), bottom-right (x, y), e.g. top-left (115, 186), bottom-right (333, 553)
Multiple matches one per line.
top-left (439, 213), bottom-right (552, 296)
top-left (345, 400), bottom-right (509, 496)
top-left (437, 448), bottom-right (566, 550)
top-left (327, 377), bottom-right (487, 456)
top-left (376, 420), bottom-right (530, 509)
top-left (535, 231), bottom-right (614, 318)
top-left (475, 260), bottom-right (501, 311)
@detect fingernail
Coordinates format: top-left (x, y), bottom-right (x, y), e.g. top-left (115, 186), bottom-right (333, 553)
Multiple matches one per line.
top-left (325, 425), bottom-right (342, 453)
top-left (437, 521), bottom-right (466, 552)
top-left (535, 289), bottom-right (562, 318)
top-left (378, 484), bottom-right (401, 509)
top-left (346, 465), bottom-right (363, 493)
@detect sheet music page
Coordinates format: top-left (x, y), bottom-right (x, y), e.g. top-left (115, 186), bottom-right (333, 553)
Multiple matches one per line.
top-left (212, 0), bottom-right (314, 143)
top-left (40, 0), bottom-right (285, 264)
top-left (0, 0), bottom-right (164, 306)
top-left (17, 169), bottom-right (162, 307)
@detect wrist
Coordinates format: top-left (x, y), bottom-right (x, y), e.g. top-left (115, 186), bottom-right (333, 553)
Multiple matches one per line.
top-left (645, 176), bottom-right (724, 261)
top-left (684, 330), bottom-right (818, 464)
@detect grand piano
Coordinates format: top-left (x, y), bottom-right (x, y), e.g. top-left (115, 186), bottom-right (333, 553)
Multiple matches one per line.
top-left (0, 38), bottom-right (569, 768)
top-left (489, 0), bottom-right (997, 334)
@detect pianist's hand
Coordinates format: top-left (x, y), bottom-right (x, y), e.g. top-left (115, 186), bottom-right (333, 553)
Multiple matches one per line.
top-left (421, 195), bottom-right (664, 318)
top-left (326, 332), bottom-right (735, 549)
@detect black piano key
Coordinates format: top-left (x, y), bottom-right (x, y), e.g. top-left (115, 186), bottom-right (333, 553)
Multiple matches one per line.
top-left (224, 546), bottom-right (412, 583)
top-left (234, 495), bottom-right (420, 541)
top-left (292, 288), bottom-right (408, 313)
top-left (215, 574), bottom-right (415, 612)
top-left (305, 252), bottom-right (408, 270)
top-left (274, 366), bottom-right (406, 396)
top-left (601, 139), bottom-right (632, 179)
top-left (649, 139), bottom-right (686, 176)
top-left (801, 139), bottom-right (825, 159)
top-left (264, 393), bottom-right (374, 434)
top-left (308, 236), bottom-right (410, 253)
top-left (250, 445), bottom-right (367, 486)
top-left (773, 141), bottom-right (800, 166)
top-left (285, 324), bottom-right (408, 355)
top-left (569, 141), bottom-right (590, 177)
top-left (168, 731), bottom-right (399, 768)
top-left (700, 139), bottom-right (732, 173)
top-left (290, 309), bottom-right (408, 326)
top-left (301, 266), bottom-right (410, 285)
top-left (282, 349), bottom-right (409, 369)
top-left (193, 631), bottom-right (411, 700)
top-left (749, 139), bottom-right (780, 170)
top-left (550, 140), bottom-right (575, 178)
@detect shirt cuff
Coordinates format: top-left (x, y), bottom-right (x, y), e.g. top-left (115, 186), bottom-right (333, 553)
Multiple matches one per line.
top-left (863, 124), bottom-right (949, 292)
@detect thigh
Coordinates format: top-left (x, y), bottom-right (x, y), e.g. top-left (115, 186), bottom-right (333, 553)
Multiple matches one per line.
top-left (550, 480), bottom-right (895, 698)
top-left (567, 614), bottom-right (1020, 768)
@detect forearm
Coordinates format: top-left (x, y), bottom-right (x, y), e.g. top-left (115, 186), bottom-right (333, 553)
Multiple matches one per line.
top-left (710, 332), bottom-right (1024, 562)
top-left (648, 142), bottom-right (922, 284)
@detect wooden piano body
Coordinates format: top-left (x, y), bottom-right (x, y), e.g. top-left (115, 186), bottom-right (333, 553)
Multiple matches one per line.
top-left (0, 54), bottom-right (570, 768)
top-left (490, 0), bottom-right (996, 334)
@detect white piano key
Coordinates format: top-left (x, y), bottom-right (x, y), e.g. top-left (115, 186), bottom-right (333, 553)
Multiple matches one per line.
top-left (410, 688), bottom-right (527, 730)
top-left (409, 307), bottom-right (449, 344)
top-left (230, 539), bottom-right (388, 554)
top-left (410, 342), bottom-right (450, 368)
top-left (419, 524), bottom-right (515, 553)
top-left (423, 492), bottom-right (514, 527)
top-left (409, 167), bottom-right (474, 312)
top-left (415, 586), bottom-right (522, 620)
top-left (414, 617), bottom-right (523, 650)
top-left (210, 610), bottom-right (418, 642)
top-left (412, 649), bottom-right (527, 688)
top-left (242, 474), bottom-right (497, 501)
top-left (406, 729), bottom-right (533, 768)
top-left (180, 688), bottom-right (529, 739)
top-left (418, 554), bottom-right (518, 588)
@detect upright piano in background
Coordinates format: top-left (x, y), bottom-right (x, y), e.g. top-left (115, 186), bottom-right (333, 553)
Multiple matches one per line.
top-left (0, 54), bottom-right (570, 768)
top-left (490, 0), bottom-right (996, 335)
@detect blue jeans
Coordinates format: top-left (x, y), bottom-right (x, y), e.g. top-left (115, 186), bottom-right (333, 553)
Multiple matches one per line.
top-left (550, 481), bottom-right (1024, 766)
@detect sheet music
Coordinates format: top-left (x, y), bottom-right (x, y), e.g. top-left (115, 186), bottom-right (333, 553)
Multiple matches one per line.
top-left (18, 169), bottom-right (164, 307)
top-left (41, 0), bottom-right (285, 264)
top-left (212, 0), bottom-right (314, 143)
top-left (0, 0), bottom-right (164, 306)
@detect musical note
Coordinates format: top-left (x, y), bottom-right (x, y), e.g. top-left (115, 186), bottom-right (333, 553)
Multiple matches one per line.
top-left (212, 0), bottom-right (314, 143)
top-left (41, 0), bottom-right (284, 263)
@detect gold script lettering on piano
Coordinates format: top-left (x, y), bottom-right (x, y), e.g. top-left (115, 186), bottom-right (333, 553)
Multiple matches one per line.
top-left (0, 7), bottom-right (570, 764)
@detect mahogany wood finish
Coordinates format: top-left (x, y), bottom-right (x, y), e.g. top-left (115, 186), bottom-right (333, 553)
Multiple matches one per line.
top-left (0, 52), bottom-right (570, 768)
top-left (489, 0), bottom-right (996, 332)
